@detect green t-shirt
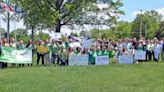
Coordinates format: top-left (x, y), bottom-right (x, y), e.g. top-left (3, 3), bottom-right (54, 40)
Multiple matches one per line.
top-left (111, 50), bottom-right (116, 58)
top-left (96, 50), bottom-right (102, 56)
top-left (108, 50), bottom-right (116, 58)
top-left (102, 50), bottom-right (108, 56)
top-left (65, 42), bottom-right (69, 49)
top-left (90, 51), bottom-right (97, 64)
top-left (50, 44), bottom-right (58, 54)
top-left (137, 45), bottom-right (143, 51)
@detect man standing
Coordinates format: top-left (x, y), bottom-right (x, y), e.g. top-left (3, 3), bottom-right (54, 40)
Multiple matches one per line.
top-left (162, 39), bottom-right (164, 62)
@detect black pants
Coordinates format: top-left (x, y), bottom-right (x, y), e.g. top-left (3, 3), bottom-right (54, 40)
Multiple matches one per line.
top-left (147, 51), bottom-right (152, 61)
top-left (0, 62), bottom-right (3, 69)
top-left (28, 64), bottom-right (32, 66)
top-left (19, 64), bottom-right (24, 67)
top-left (37, 53), bottom-right (45, 65)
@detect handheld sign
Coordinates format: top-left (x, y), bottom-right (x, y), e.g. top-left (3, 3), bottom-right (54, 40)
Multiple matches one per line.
top-left (119, 55), bottom-right (133, 64)
top-left (95, 56), bottom-right (109, 65)
top-left (37, 46), bottom-right (48, 53)
top-left (69, 55), bottom-right (88, 66)
top-left (134, 50), bottom-right (146, 60)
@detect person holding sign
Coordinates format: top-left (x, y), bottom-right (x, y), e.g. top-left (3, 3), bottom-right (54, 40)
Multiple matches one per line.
top-left (153, 41), bottom-right (162, 62)
top-left (44, 40), bottom-right (51, 65)
top-left (10, 38), bottom-right (17, 67)
top-left (2, 38), bottom-right (9, 67)
top-left (26, 39), bottom-right (33, 66)
top-left (17, 40), bottom-right (25, 67)
top-left (89, 47), bottom-right (97, 64)
top-left (120, 47), bottom-right (129, 55)
top-left (37, 40), bottom-right (47, 66)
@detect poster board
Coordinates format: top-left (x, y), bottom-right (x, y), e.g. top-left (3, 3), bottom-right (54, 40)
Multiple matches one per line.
top-left (95, 56), bottom-right (109, 65)
top-left (134, 50), bottom-right (146, 60)
top-left (69, 55), bottom-right (88, 66)
top-left (37, 46), bottom-right (48, 53)
top-left (119, 55), bottom-right (133, 64)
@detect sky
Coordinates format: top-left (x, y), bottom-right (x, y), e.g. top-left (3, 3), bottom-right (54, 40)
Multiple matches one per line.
top-left (0, 0), bottom-right (164, 34)
top-left (120, 0), bottom-right (164, 21)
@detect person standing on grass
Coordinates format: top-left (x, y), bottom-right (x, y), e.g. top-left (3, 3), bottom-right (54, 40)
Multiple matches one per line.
top-left (162, 39), bottom-right (164, 62)
top-left (136, 41), bottom-right (145, 63)
top-left (146, 41), bottom-right (153, 61)
top-left (120, 47), bottom-right (129, 55)
top-left (36, 40), bottom-right (45, 66)
top-left (10, 38), bottom-right (17, 67)
top-left (0, 42), bottom-right (3, 69)
top-left (50, 39), bottom-right (58, 65)
top-left (2, 38), bottom-right (9, 67)
top-left (26, 39), bottom-right (33, 66)
top-left (44, 39), bottom-right (51, 65)
top-left (17, 40), bottom-right (25, 66)
top-left (153, 40), bottom-right (162, 62)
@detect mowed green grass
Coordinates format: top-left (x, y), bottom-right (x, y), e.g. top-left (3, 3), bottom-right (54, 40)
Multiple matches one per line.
top-left (0, 62), bottom-right (164, 92)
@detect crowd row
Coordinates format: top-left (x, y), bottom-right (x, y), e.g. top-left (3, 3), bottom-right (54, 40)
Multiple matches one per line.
top-left (0, 37), bottom-right (164, 67)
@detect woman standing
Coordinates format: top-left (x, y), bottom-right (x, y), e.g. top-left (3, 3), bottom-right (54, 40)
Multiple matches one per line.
top-left (17, 40), bottom-right (25, 66)
top-left (2, 38), bottom-right (9, 67)
top-left (153, 41), bottom-right (162, 62)
top-left (36, 40), bottom-right (45, 66)
top-left (10, 38), bottom-right (17, 67)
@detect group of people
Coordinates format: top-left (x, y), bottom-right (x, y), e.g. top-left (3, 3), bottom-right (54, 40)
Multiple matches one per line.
top-left (0, 37), bottom-right (164, 68)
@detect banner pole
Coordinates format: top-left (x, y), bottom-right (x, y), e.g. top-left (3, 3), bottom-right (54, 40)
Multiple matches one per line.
top-left (14, 14), bottom-right (17, 43)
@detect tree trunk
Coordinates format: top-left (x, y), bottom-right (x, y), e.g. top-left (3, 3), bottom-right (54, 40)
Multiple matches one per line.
top-left (55, 19), bottom-right (61, 33)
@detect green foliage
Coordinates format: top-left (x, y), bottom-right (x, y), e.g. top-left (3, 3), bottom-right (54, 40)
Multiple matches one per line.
top-left (132, 10), bottom-right (161, 39)
top-left (12, 0), bottom-right (124, 32)
top-left (10, 28), bottom-right (30, 43)
top-left (90, 21), bottom-right (132, 40)
top-left (115, 21), bottom-right (132, 38)
top-left (156, 21), bottom-right (164, 39)
top-left (10, 29), bottom-right (50, 43)
top-left (0, 27), bottom-right (6, 37)
top-left (36, 31), bottom-right (51, 41)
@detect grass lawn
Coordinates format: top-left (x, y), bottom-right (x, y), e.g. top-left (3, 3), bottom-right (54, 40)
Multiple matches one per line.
top-left (0, 62), bottom-right (164, 92)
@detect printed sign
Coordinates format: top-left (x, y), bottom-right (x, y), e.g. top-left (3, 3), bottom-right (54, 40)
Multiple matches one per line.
top-left (0, 47), bottom-right (32, 64)
top-left (82, 39), bottom-right (94, 49)
top-left (69, 55), bottom-right (88, 66)
top-left (119, 55), bottom-right (133, 64)
top-left (95, 56), bottom-right (109, 65)
top-left (37, 46), bottom-right (48, 53)
top-left (134, 50), bottom-right (146, 60)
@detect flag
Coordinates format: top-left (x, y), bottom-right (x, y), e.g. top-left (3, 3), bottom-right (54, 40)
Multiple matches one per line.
top-left (0, 2), bottom-right (8, 9)
top-left (14, 5), bottom-right (23, 14)
top-left (0, 2), bottom-right (15, 13)
top-left (68, 36), bottom-right (81, 42)
top-left (0, 47), bottom-right (32, 64)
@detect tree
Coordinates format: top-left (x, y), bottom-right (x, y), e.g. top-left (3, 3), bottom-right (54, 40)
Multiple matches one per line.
top-left (10, 29), bottom-right (51, 43)
top-left (0, 27), bottom-right (6, 34)
top-left (10, 28), bottom-right (30, 43)
top-left (132, 10), bottom-right (162, 39)
top-left (13, 0), bottom-right (124, 33)
top-left (156, 21), bottom-right (164, 39)
top-left (114, 21), bottom-right (132, 38)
